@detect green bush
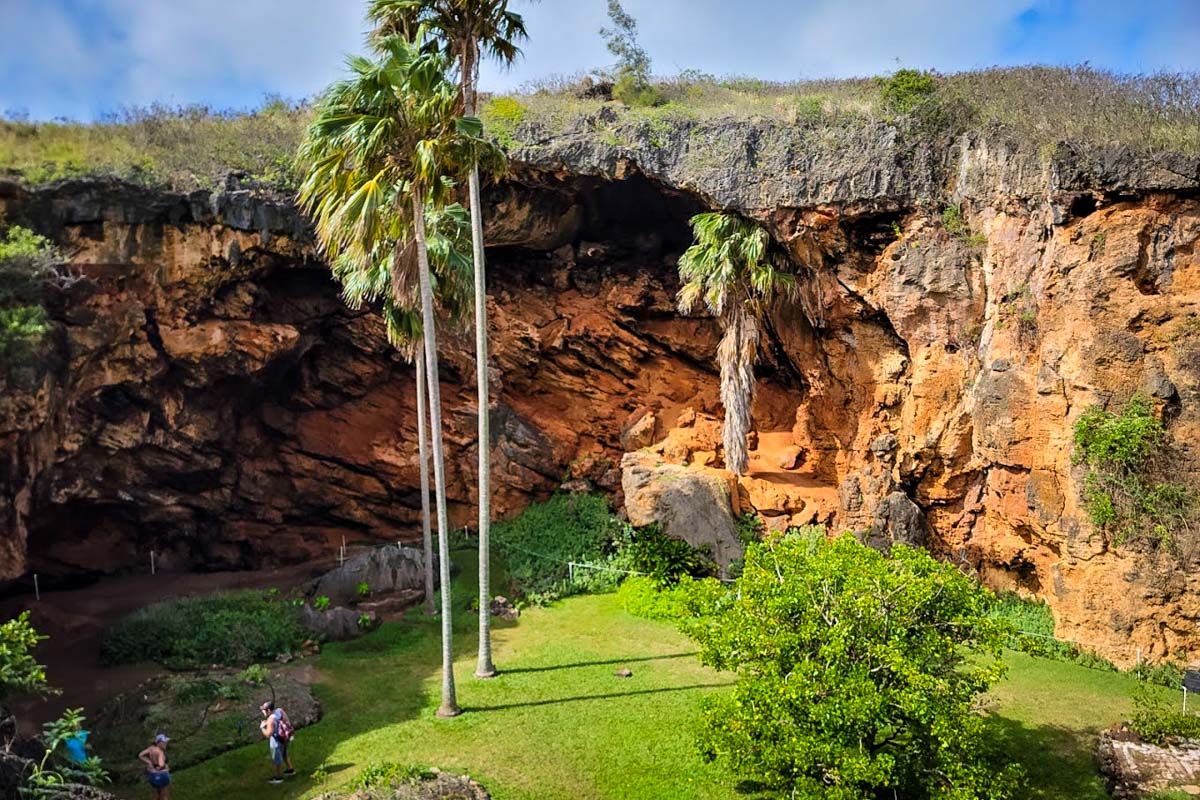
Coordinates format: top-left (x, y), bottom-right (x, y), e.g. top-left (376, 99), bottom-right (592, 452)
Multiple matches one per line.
top-left (1073, 394), bottom-right (1196, 548)
top-left (481, 96), bottom-right (527, 148)
top-left (0, 611), bottom-right (51, 705)
top-left (102, 591), bottom-right (307, 669)
top-left (617, 575), bottom-right (726, 622)
top-left (685, 529), bottom-right (1021, 799)
top-left (493, 494), bottom-right (624, 600)
top-left (624, 524), bottom-right (714, 588)
top-left (1133, 684), bottom-right (1200, 744)
top-left (881, 69), bottom-right (939, 114)
top-left (0, 225), bottom-right (65, 364)
top-left (613, 73), bottom-right (664, 108)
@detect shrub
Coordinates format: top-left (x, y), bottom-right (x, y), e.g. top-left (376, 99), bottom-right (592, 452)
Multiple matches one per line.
top-left (617, 575), bottom-right (726, 622)
top-left (1073, 394), bottom-right (1197, 549)
top-left (624, 524), bottom-right (714, 588)
top-left (239, 664), bottom-right (269, 686)
top-left (356, 582), bottom-right (371, 598)
top-left (313, 595), bottom-right (331, 611)
top-left (0, 611), bottom-right (51, 705)
top-left (102, 591), bottom-right (307, 668)
top-left (0, 226), bottom-right (71, 365)
top-left (881, 69), bottom-right (939, 114)
top-left (493, 494), bottom-right (624, 599)
top-left (684, 529), bottom-right (1021, 799)
top-left (22, 708), bottom-right (110, 798)
top-left (481, 96), bottom-right (527, 148)
top-left (1133, 684), bottom-right (1200, 744)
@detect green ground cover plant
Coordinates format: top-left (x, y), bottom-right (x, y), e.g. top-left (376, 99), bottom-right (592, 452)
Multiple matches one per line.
top-left (101, 590), bottom-right (307, 668)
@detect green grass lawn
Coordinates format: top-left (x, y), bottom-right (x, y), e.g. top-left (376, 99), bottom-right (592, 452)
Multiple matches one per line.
top-left (162, 551), bottom-right (1168, 800)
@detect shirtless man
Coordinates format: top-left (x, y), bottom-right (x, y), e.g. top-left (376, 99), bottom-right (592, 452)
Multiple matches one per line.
top-left (137, 734), bottom-right (171, 799)
top-left (259, 701), bottom-right (295, 783)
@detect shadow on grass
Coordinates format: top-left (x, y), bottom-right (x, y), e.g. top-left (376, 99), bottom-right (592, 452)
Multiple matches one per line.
top-left (467, 682), bottom-right (732, 713)
top-left (984, 713), bottom-right (1108, 800)
top-left (499, 650), bottom-right (699, 675)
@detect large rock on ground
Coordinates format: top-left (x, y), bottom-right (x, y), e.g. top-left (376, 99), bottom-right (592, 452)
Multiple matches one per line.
top-left (307, 545), bottom-right (428, 606)
top-left (621, 451), bottom-right (743, 567)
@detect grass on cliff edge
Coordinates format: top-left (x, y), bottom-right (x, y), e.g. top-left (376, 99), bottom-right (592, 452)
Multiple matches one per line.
top-left (157, 549), bottom-right (1167, 800)
top-left (4, 66), bottom-right (1199, 190)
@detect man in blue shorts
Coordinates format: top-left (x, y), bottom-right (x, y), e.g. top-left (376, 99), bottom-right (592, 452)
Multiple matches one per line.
top-left (259, 701), bottom-right (295, 783)
top-left (137, 733), bottom-right (171, 799)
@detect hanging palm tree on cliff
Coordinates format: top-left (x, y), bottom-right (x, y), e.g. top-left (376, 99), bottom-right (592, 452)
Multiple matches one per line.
top-left (677, 212), bottom-right (795, 476)
top-left (326, 205), bottom-right (473, 617)
top-left (368, 0), bottom-right (529, 681)
top-left (297, 33), bottom-right (497, 717)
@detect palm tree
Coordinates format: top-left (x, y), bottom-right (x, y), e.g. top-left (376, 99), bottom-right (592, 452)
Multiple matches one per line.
top-left (297, 34), bottom-right (492, 718)
top-left (326, 206), bottom-right (472, 617)
top-left (368, 0), bottom-right (529, 681)
top-left (677, 213), bottom-right (795, 477)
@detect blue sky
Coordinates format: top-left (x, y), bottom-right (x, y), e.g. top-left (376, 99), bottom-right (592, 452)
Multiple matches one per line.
top-left (2, 0), bottom-right (1198, 121)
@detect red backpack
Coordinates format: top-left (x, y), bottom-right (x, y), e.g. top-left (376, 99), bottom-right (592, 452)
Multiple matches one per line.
top-left (274, 712), bottom-right (294, 742)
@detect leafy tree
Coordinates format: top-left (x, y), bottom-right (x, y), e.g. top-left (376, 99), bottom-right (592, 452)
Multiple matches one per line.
top-left (676, 213), bottom-right (794, 475)
top-left (0, 226), bottom-right (74, 365)
top-left (297, 32), bottom-right (497, 717)
top-left (881, 68), bottom-right (939, 114)
top-left (683, 530), bottom-right (1022, 800)
top-left (599, 0), bottom-right (658, 106)
top-left (1, 612), bottom-right (51, 708)
top-left (367, 0), bottom-right (529, 680)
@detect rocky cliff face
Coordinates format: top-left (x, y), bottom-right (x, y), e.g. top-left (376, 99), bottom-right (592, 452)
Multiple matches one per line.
top-left (2, 117), bottom-right (1199, 664)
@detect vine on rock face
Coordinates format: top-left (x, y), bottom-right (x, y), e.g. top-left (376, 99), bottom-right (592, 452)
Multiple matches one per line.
top-left (1072, 394), bottom-right (1197, 553)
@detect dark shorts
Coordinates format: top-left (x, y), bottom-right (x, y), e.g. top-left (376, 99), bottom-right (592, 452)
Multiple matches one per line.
top-left (148, 771), bottom-right (171, 789)
top-left (270, 736), bottom-right (288, 765)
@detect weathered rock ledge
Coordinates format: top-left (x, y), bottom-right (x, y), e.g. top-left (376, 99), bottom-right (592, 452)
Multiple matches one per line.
top-left (2, 121), bottom-right (1200, 662)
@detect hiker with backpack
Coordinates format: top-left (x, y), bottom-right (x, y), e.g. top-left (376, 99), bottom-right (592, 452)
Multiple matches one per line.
top-left (258, 701), bottom-right (295, 783)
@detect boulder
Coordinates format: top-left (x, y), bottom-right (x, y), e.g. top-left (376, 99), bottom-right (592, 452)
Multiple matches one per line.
top-left (621, 451), bottom-right (743, 567)
top-left (307, 545), bottom-right (429, 606)
top-left (300, 605), bottom-right (376, 642)
top-left (865, 491), bottom-right (928, 552)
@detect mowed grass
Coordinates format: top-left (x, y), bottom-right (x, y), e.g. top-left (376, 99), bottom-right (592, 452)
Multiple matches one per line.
top-left (159, 551), bottom-right (1169, 800)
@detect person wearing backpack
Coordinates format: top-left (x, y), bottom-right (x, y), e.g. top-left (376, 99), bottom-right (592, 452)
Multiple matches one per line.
top-left (259, 701), bottom-right (295, 783)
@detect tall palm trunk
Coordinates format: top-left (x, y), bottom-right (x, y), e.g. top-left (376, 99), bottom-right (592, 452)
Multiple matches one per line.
top-left (413, 189), bottom-right (460, 718)
top-left (718, 306), bottom-right (759, 476)
top-left (460, 50), bottom-right (497, 680)
top-left (415, 345), bottom-right (436, 615)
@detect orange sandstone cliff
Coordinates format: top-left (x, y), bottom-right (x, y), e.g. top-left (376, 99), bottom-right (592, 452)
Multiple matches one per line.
top-left (2, 119), bottom-right (1199, 664)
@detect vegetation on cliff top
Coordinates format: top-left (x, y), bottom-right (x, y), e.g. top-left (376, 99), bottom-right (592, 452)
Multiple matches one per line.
top-left (2, 66), bottom-right (1198, 190)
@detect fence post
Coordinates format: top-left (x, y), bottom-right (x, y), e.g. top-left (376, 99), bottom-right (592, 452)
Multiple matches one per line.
top-left (33, 574), bottom-right (39, 601)
top-left (150, 550), bottom-right (156, 575)
top-left (568, 562), bottom-right (575, 583)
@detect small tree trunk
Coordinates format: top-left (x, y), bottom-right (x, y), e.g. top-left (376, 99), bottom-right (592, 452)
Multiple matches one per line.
top-left (413, 188), bottom-right (460, 718)
top-left (415, 345), bottom-right (436, 616)
top-left (718, 307), bottom-right (758, 476)
top-left (461, 49), bottom-right (497, 680)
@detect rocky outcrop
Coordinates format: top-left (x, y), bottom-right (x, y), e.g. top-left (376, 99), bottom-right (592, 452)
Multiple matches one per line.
top-left (621, 451), bottom-right (742, 567)
top-left (306, 545), bottom-right (428, 606)
top-left (2, 118), bottom-right (1200, 663)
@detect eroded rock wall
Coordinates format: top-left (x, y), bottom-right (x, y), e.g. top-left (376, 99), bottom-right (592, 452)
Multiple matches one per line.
top-left (3, 121), bottom-right (1200, 663)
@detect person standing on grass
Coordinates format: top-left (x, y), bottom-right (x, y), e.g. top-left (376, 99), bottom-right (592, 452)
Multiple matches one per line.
top-left (259, 700), bottom-right (295, 783)
top-left (137, 733), bottom-right (171, 799)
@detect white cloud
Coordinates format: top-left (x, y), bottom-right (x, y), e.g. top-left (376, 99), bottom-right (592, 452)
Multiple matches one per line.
top-left (2, 0), bottom-right (1197, 120)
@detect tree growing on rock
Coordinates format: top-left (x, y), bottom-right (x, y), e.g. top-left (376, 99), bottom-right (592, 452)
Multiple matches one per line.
top-left (367, 0), bottom-right (529, 681)
top-left (676, 212), bottom-right (794, 476)
top-left (297, 32), bottom-right (498, 718)
top-left (683, 529), bottom-right (1022, 800)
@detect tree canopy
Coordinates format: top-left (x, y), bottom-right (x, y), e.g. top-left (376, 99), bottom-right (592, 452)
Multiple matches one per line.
top-left (683, 530), bottom-right (1022, 800)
